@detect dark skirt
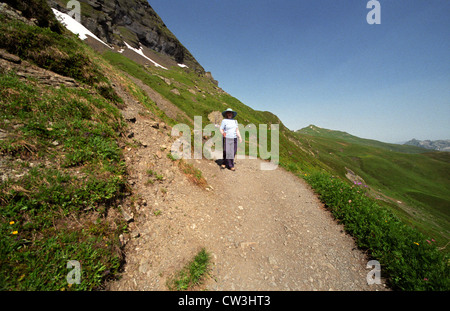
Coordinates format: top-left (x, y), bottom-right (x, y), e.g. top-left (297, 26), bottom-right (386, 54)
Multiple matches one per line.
top-left (222, 137), bottom-right (237, 168)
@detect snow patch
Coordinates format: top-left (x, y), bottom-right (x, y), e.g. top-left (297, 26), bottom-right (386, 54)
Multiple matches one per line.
top-left (51, 9), bottom-right (111, 49)
top-left (178, 63), bottom-right (188, 68)
top-left (123, 42), bottom-right (168, 70)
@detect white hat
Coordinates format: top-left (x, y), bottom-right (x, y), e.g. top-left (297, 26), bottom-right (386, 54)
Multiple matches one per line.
top-left (222, 108), bottom-right (237, 118)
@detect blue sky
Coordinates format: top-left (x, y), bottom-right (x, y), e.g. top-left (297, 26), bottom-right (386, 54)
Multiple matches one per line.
top-left (148, 0), bottom-right (449, 143)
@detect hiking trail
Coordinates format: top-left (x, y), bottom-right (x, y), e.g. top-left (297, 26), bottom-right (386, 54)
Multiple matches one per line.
top-left (107, 88), bottom-right (388, 291)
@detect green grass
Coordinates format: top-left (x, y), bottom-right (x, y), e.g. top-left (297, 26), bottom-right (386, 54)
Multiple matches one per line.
top-left (167, 248), bottom-right (211, 291)
top-left (0, 3), bottom-right (134, 289)
top-left (304, 172), bottom-right (450, 291)
top-left (0, 63), bottom-right (127, 289)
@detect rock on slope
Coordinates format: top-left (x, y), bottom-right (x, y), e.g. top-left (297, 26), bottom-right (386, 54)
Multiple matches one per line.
top-left (404, 138), bottom-right (450, 152)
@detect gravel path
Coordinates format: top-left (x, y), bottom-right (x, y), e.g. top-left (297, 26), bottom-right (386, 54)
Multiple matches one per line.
top-left (107, 92), bottom-right (388, 291)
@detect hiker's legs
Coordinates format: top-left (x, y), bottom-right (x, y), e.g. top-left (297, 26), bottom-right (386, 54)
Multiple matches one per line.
top-left (223, 137), bottom-right (235, 168)
top-left (222, 138), bottom-right (230, 168)
top-left (222, 137), bottom-right (226, 167)
top-left (232, 138), bottom-right (237, 167)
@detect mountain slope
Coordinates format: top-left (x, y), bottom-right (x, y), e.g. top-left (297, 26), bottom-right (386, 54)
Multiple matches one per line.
top-left (48, 0), bottom-right (204, 72)
top-left (296, 124), bottom-right (450, 247)
top-left (0, 5), bottom-right (129, 289)
top-left (297, 124), bottom-right (428, 153)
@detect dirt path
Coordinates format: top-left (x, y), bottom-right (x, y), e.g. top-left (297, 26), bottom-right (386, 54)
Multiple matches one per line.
top-left (107, 90), bottom-right (388, 291)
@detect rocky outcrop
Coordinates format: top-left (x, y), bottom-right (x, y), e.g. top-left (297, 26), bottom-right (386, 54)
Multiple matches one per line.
top-left (2, 0), bottom-right (63, 32)
top-left (0, 49), bottom-right (79, 88)
top-left (47, 0), bottom-right (205, 73)
top-left (0, 2), bottom-right (38, 26)
top-left (404, 138), bottom-right (450, 152)
top-left (205, 72), bottom-right (218, 86)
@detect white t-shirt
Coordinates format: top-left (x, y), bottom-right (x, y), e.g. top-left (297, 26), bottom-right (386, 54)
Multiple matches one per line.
top-left (220, 119), bottom-right (238, 139)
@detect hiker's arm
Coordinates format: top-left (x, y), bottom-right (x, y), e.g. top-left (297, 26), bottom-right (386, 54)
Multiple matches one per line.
top-left (236, 127), bottom-right (242, 143)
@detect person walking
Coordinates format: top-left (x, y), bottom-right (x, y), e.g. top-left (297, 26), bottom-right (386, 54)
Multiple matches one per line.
top-left (219, 108), bottom-right (242, 171)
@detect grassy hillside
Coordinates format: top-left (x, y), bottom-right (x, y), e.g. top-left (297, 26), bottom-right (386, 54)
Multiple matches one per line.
top-left (0, 7), bottom-right (133, 290)
top-left (298, 125), bottom-right (427, 153)
top-left (296, 125), bottom-right (450, 251)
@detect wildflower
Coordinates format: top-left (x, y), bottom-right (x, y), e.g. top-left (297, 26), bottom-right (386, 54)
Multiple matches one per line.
top-left (413, 242), bottom-right (419, 246)
top-left (12, 231), bottom-right (18, 235)
top-left (431, 239), bottom-right (436, 242)
top-left (424, 278), bottom-right (428, 281)
top-left (426, 240), bottom-right (431, 244)
top-left (9, 221), bottom-right (14, 225)
top-left (348, 200), bottom-right (352, 203)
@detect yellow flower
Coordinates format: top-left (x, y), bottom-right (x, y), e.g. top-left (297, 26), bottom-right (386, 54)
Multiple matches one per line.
top-left (12, 231), bottom-right (18, 235)
top-left (414, 242), bottom-right (419, 246)
top-left (9, 221), bottom-right (15, 225)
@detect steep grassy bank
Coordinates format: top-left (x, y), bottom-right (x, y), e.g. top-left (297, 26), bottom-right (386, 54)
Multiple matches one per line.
top-left (0, 73), bottom-right (127, 290)
top-left (0, 10), bottom-right (128, 290)
top-left (304, 172), bottom-right (449, 290)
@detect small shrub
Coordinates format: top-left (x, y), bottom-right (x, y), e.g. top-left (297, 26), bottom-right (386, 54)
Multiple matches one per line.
top-left (178, 160), bottom-right (207, 187)
top-left (167, 248), bottom-right (211, 291)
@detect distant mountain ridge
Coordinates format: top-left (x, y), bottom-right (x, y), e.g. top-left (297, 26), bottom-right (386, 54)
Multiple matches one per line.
top-left (404, 138), bottom-right (450, 152)
top-left (296, 124), bottom-right (428, 154)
